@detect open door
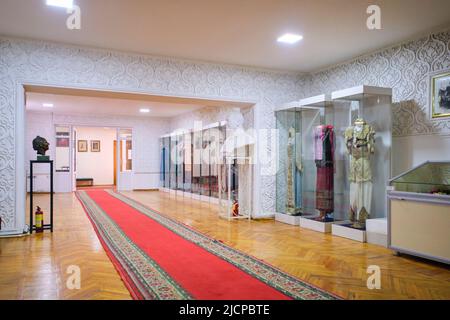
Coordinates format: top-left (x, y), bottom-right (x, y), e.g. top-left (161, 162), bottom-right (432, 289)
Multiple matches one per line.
top-left (72, 127), bottom-right (77, 191)
top-left (116, 128), bottom-right (133, 191)
top-left (113, 140), bottom-right (117, 186)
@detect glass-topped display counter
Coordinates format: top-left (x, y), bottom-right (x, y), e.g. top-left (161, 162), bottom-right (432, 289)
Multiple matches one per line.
top-left (388, 161), bottom-right (450, 264)
top-left (390, 161), bottom-right (450, 194)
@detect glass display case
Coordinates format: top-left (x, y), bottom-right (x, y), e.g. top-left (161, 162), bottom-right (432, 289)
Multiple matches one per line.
top-left (218, 154), bottom-right (252, 220)
top-left (275, 106), bottom-right (302, 217)
top-left (201, 128), bottom-right (213, 198)
top-left (209, 125), bottom-right (224, 198)
top-left (330, 86), bottom-right (392, 241)
top-left (169, 134), bottom-right (178, 190)
top-left (183, 131), bottom-right (192, 193)
top-left (388, 161), bottom-right (450, 264)
top-left (275, 95), bottom-right (336, 228)
top-left (159, 123), bottom-right (227, 202)
top-left (192, 128), bottom-right (202, 195)
top-left (159, 137), bottom-right (167, 188)
top-left (176, 133), bottom-right (184, 192)
top-left (390, 161), bottom-right (450, 194)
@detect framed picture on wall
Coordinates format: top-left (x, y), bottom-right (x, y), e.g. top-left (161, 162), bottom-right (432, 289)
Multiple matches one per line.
top-left (91, 140), bottom-right (101, 152)
top-left (78, 140), bottom-right (88, 152)
top-left (56, 137), bottom-right (69, 147)
top-left (431, 71), bottom-right (450, 119)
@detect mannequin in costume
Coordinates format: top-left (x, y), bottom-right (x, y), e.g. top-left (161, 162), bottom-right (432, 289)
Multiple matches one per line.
top-left (286, 127), bottom-right (302, 215)
top-left (344, 118), bottom-right (375, 229)
top-left (313, 125), bottom-right (335, 221)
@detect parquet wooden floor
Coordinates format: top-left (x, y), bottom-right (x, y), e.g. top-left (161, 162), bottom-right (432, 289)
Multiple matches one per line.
top-left (0, 191), bottom-right (449, 300)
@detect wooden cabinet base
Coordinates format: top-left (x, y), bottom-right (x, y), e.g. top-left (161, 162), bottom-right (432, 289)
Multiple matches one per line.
top-left (389, 198), bottom-right (450, 264)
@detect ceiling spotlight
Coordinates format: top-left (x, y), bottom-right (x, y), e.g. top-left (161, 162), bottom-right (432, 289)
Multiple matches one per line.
top-left (46, 0), bottom-right (74, 9)
top-left (277, 33), bottom-right (303, 44)
top-left (42, 103), bottom-right (54, 108)
top-left (140, 108), bottom-right (150, 113)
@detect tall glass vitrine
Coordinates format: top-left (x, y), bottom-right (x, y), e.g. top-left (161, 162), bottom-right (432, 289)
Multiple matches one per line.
top-left (183, 131), bottom-right (192, 193)
top-left (192, 128), bottom-right (202, 196)
top-left (200, 128), bottom-right (211, 197)
top-left (275, 107), bottom-right (302, 216)
top-left (176, 133), bottom-right (184, 191)
top-left (275, 95), bottom-right (334, 222)
top-left (162, 136), bottom-right (171, 188)
top-left (330, 86), bottom-right (392, 241)
top-left (159, 123), bottom-right (226, 200)
top-left (218, 152), bottom-right (253, 220)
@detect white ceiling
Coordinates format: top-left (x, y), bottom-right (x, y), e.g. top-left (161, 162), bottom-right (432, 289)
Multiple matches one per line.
top-left (26, 92), bottom-right (206, 117)
top-left (1, 0), bottom-right (450, 72)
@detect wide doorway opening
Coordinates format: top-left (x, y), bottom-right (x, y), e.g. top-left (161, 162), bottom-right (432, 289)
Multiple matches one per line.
top-left (22, 84), bottom-right (254, 233)
top-left (73, 126), bottom-right (133, 190)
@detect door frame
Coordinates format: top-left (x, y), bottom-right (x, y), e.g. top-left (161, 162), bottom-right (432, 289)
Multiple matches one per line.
top-left (13, 81), bottom-right (255, 235)
top-left (72, 126), bottom-right (130, 191)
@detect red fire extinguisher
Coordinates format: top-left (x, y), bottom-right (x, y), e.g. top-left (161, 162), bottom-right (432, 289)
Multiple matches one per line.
top-left (35, 206), bottom-right (44, 233)
top-left (232, 200), bottom-right (239, 217)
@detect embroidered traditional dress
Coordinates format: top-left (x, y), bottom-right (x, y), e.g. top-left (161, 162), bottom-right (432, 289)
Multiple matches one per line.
top-left (286, 127), bottom-right (302, 215)
top-left (160, 147), bottom-right (166, 183)
top-left (314, 125), bottom-right (335, 217)
top-left (344, 119), bottom-right (375, 228)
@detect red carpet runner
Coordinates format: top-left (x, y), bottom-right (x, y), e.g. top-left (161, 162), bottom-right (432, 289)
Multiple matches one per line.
top-left (76, 189), bottom-right (339, 300)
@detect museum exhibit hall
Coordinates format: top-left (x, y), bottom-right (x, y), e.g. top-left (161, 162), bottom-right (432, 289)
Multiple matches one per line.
top-left (0, 0), bottom-right (449, 306)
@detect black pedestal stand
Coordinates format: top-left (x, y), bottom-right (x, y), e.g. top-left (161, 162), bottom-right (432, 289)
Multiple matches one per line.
top-left (29, 160), bottom-right (54, 233)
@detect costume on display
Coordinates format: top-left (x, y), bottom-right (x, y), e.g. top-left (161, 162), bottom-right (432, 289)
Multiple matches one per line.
top-left (286, 127), bottom-right (302, 215)
top-left (313, 125), bottom-right (334, 221)
top-left (344, 118), bottom-right (375, 229)
top-left (160, 146), bottom-right (166, 182)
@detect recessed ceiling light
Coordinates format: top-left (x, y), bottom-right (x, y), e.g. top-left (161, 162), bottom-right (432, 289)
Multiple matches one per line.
top-left (42, 103), bottom-right (54, 108)
top-left (46, 0), bottom-right (74, 9)
top-left (140, 108), bottom-right (151, 113)
top-left (277, 33), bottom-right (303, 44)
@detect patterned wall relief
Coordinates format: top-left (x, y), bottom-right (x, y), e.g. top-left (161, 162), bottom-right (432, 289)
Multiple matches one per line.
top-left (307, 30), bottom-right (450, 136)
top-left (0, 37), bottom-right (304, 232)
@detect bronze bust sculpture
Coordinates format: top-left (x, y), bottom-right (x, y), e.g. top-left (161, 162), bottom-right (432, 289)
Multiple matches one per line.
top-left (32, 136), bottom-right (50, 159)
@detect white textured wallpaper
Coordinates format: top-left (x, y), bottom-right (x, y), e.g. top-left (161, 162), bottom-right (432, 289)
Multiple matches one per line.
top-left (306, 31), bottom-right (450, 136)
top-left (1, 29), bottom-right (449, 233)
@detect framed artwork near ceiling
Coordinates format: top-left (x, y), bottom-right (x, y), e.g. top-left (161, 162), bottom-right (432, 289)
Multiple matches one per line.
top-left (91, 140), bottom-right (101, 152)
top-left (431, 71), bottom-right (450, 119)
top-left (78, 140), bottom-right (88, 152)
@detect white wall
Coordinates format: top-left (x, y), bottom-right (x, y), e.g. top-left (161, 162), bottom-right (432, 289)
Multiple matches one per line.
top-left (76, 127), bottom-right (116, 185)
top-left (392, 134), bottom-right (450, 176)
top-left (26, 112), bottom-right (54, 171)
top-left (25, 112), bottom-right (55, 192)
top-left (169, 106), bottom-right (253, 131)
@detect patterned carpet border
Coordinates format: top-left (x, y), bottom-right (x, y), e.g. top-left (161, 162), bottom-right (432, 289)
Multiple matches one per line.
top-left (103, 190), bottom-right (340, 300)
top-left (77, 191), bottom-right (192, 300)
